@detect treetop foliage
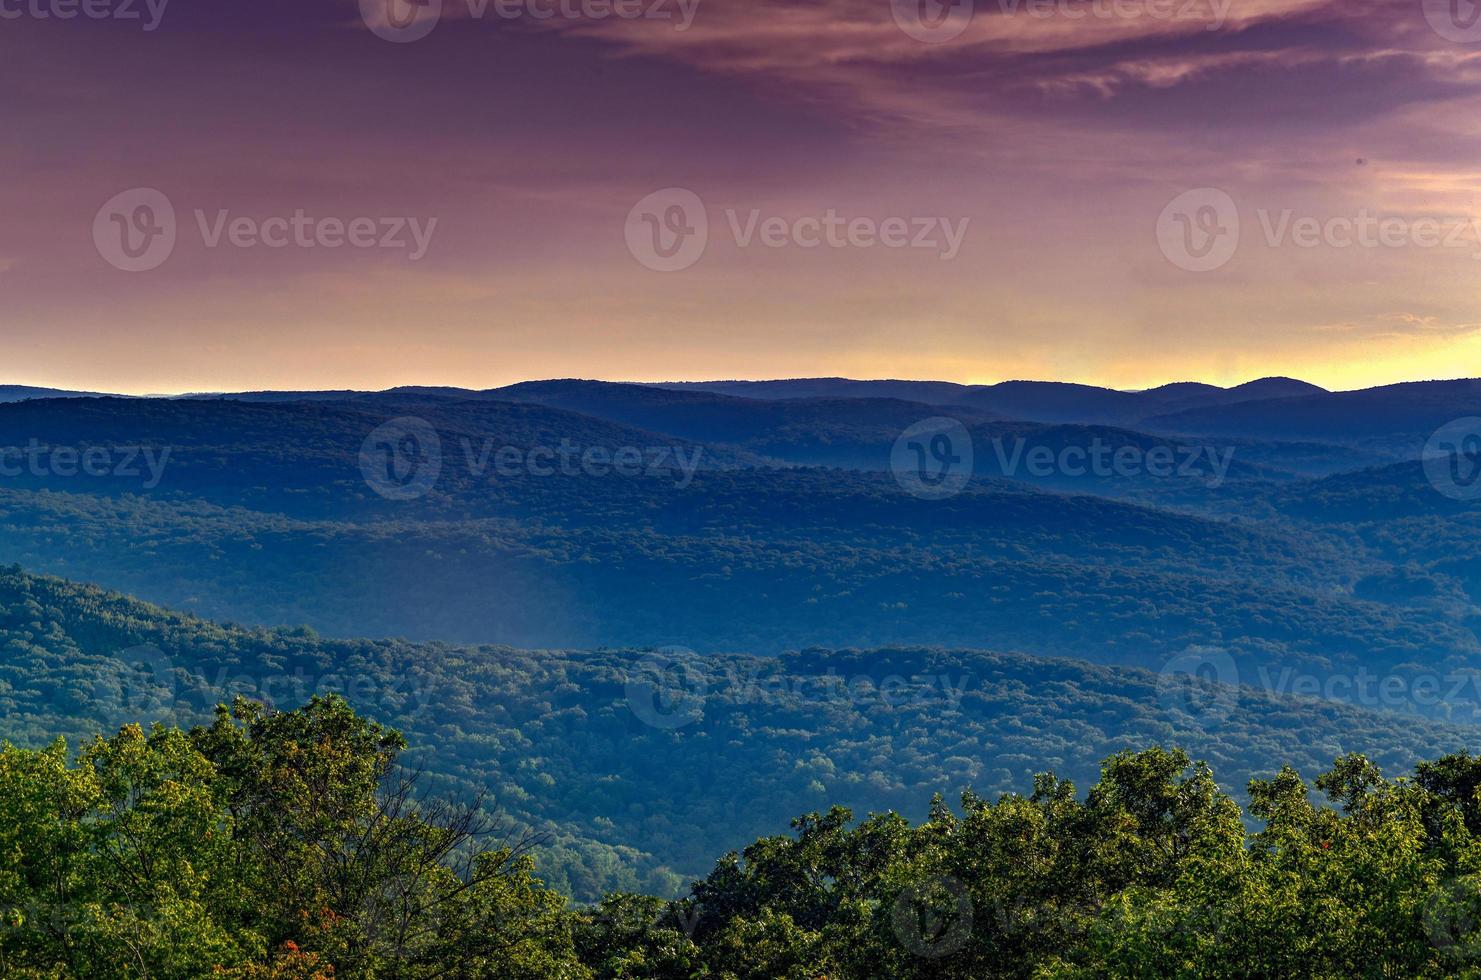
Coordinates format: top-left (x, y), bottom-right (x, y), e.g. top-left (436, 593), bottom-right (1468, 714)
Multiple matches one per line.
top-left (6, 698), bottom-right (1481, 978)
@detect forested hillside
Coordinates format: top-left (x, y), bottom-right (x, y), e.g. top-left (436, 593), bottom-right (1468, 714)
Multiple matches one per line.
top-left (0, 382), bottom-right (1477, 974)
top-left (1, 565), bottom-right (1479, 904)
top-left (6, 694), bottom-right (1481, 978)
top-left (0, 392), bottom-right (1477, 726)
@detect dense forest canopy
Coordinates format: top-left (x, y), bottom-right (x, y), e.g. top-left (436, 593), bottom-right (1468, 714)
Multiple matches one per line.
top-left (6, 695), bottom-right (1481, 978)
top-left (0, 385), bottom-right (1476, 975)
top-left (2, 564), bottom-right (1479, 904)
top-left (0, 391), bottom-right (1476, 701)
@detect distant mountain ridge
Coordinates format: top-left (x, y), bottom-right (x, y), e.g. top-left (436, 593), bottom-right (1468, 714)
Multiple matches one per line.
top-left (1147, 378), bottom-right (1481, 439)
top-left (651, 376), bottom-right (1331, 425)
top-left (0, 385), bottom-right (117, 403)
top-left (5, 376), bottom-right (1477, 452)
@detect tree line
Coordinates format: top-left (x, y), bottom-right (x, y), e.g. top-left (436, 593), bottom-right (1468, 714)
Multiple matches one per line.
top-left (5, 696), bottom-right (1481, 978)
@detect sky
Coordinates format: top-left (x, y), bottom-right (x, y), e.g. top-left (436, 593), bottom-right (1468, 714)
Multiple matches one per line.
top-left (4, 0), bottom-right (1481, 394)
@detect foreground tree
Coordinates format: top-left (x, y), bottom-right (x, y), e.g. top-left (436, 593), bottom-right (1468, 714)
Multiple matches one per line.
top-left (578, 748), bottom-right (1481, 979)
top-left (0, 696), bottom-right (587, 979)
top-left (11, 698), bottom-right (1481, 978)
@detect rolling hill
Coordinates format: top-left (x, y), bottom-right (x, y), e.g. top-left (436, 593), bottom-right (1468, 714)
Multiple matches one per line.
top-left (0, 392), bottom-right (1473, 717)
top-left (1146, 378), bottom-right (1481, 449)
top-left (1, 564), bottom-right (1478, 902)
top-left (651, 376), bottom-right (1333, 426)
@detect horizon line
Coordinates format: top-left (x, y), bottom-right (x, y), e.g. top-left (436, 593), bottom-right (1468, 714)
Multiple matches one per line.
top-left (4, 372), bottom-right (1479, 400)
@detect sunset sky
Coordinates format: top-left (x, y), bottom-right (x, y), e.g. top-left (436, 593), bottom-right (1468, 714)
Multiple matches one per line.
top-left (5, 0), bottom-right (1481, 393)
